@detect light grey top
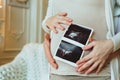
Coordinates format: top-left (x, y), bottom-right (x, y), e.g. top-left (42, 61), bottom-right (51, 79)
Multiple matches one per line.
top-left (42, 0), bottom-right (111, 76)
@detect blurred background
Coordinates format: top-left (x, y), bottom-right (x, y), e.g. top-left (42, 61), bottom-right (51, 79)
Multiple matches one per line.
top-left (0, 0), bottom-right (48, 65)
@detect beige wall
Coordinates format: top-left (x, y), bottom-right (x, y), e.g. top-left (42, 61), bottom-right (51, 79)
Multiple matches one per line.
top-left (36, 0), bottom-right (48, 43)
top-left (0, 8), bottom-right (3, 18)
top-left (0, 0), bottom-right (48, 65)
top-left (0, 0), bottom-right (30, 65)
top-left (0, 0), bottom-right (5, 38)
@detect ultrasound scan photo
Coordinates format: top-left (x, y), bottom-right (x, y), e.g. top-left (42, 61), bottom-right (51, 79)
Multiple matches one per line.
top-left (56, 40), bottom-right (83, 63)
top-left (64, 24), bottom-right (92, 45)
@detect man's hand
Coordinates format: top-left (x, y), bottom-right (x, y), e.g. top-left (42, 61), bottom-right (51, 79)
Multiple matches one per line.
top-left (43, 33), bottom-right (58, 69)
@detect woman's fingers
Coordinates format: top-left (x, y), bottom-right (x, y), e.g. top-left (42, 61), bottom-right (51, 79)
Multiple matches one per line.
top-left (77, 59), bottom-right (95, 72)
top-left (54, 23), bottom-right (65, 31)
top-left (76, 52), bottom-right (93, 65)
top-left (58, 16), bottom-right (72, 24)
top-left (58, 19), bottom-right (71, 25)
top-left (85, 61), bottom-right (100, 74)
top-left (76, 62), bottom-right (85, 71)
top-left (58, 12), bottom-right (67, 16)
top-left (76, 40), bottom-right (115, 74)
top-left (54, 16), bottom-right (72, 31)
top-left (43, 33), bottom-right (58, 69)
top-left (51, 26), bottom-right (58, 34)
top-left (46, 12), bottom-right (73, 33)
top-left (96, 61), bottom-right (105, 74)
top-left (83, 41), bottom-right (96, 50)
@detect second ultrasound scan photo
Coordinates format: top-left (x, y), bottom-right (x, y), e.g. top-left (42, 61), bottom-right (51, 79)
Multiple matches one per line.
top-left (56, 40), bottom-right (83, 63)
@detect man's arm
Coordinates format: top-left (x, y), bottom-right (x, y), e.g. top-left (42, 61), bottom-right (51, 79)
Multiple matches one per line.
top-left (43, 33), bottom-right (58, 69)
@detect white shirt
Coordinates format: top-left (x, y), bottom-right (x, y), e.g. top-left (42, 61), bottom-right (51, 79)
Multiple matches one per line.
top-left (42, 0), bottom-right (120, 80)
top-left (43, 0), bottom-right (110, 76)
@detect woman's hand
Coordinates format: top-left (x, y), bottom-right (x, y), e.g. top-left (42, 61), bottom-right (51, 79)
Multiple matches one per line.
top-left (76, 39), bottom-right (114, 74)
top-left (46, 12), bottom-right (72, 33)
top-left (43, 33), bottom-right (58, 69)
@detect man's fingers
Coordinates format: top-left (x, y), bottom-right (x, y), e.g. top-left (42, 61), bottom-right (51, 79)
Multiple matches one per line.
top-left (44, 33), bottom-right (51, 47)
top-left (43, 43), bottom-right (58, 69)
top-left (43, 33), bottom-right (58, 69)
top-left (44, 33), bottom-right (50, 41)
top-left (43, 42), bottom-right (53, 62)
top-left (51, 61), bottom-right (58, 69)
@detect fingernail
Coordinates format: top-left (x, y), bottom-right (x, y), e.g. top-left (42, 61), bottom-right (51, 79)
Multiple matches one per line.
top-left (85, 73), bottom-right (88, 75)
top-left (55, 66), bottom-right (58, 70)
top-left (76, 62), bottom-right (78, 65)
top-left (82, 47), bottom-right (86, 50)
top-left (76, 67), bottom-right (79, 70)
top-left (69, 19), bottom-right (72, 22)
top-left (76, 69), bottom-right (78, 72)
top-left (55, 31), bottom-right (58, 34)
top-left (82, 46), bottom-right (85, 48)
top-left (56, 65), bottom-right (58, 69)
top-left (79, 71), bottom-right (84, 74)
top-left (67, 22), bottom-right (71, 25)
top-left (55, 67), bottom-right (58, 69)
top-left (62, 28), bottom-right (65, 31)
top-left (78, 70), bottom-right (81, 72)
top-left (96, 72), bottom-right (99, 75)
top-left (85, 72), bottom-right (88, 75)
top-left (81, 71), bottom-right (85, 74)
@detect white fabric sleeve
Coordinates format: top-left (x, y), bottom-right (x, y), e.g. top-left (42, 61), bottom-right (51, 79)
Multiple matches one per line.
top-left (112, 10), bottom-right (120, 52)
top-left (42, 0), bottom-right (53, 33)
top-left (106, 0), bottom-right (120, 52)
top-left (111, 32), bottom-right (120, 51)
top-left (112, 17), bottom-right (120, 52)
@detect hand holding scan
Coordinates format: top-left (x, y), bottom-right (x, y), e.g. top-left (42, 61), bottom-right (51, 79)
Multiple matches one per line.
top-left (76, 39), bottom-right (114, 74)
top-left (45, 12), bottom-right (72, 33)
top-left (43, 33), bottom-right (58, 69)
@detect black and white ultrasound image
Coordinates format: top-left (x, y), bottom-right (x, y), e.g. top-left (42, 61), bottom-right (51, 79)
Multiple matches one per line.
top-left (64, 24), bottom-right (92, 45)
top-left (56, 40), bottom-right (83, 63)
